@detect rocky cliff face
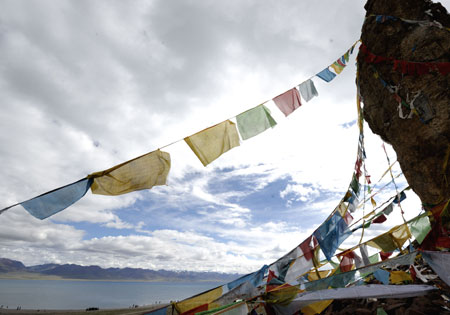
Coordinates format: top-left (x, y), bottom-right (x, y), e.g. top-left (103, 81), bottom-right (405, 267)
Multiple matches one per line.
top-left (357, 0), bottom-right (450, 206)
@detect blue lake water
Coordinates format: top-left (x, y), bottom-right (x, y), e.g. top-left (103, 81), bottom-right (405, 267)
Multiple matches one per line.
top-left (0, 279), bottom-right (223, 310)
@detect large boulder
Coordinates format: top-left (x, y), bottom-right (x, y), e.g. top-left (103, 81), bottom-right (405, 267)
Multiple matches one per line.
top-left (357, 0), bottom-right (450, 206)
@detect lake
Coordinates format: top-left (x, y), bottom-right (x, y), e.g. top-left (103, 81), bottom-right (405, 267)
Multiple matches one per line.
top-left (0, 279), bottom-right (223, 310)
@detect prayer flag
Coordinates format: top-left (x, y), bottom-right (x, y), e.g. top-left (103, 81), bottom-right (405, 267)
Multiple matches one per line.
top-left (390, 270), bottom-right (412, 284)
top-left (299, 236), bottom-right (315, 261)
top-left (89, 150), bottom-right (170, 196)
top-left (383, 203), bottom-right (394, 215)
top-left (360, 244), bottom-right (371, 266)
top-left (331, 61), bottom-right (345, 74)
top-left (21, 178), bottom-right (92, 219)
top-left (227, 265), bottom-right (268, 290)
top-left (350, 174), bottom-right (360, 195)
top-left (373, 269), bottom-right (390, 285)
top-left (272, 88), bottom-right (302, 117)
top-left (393, 191), bottom-right (407, 204)
top-left (367, 234), bottom-right (398, 252)
top-left (373, 214), bottom-right (387, 224)
top-left (380, 251), bottom-right (392, 261)
top-left (301, 300), bottom-right (333, 315)
top-left (409, 215), bottom-right (431, 244)
top-left (314, 212), bottom-right (351, 261)
top-left (185, 120), bottom-right (240, 167)
top-left (367, 224), bottom-right (411, 252)
top-left (236, 104), bottom-right (276, 140)
top-left (316, 68), bottom-right (336, 82)
top-left (176, 286), bottom-right (223, 314)
top-left (422, 251), bottom-right (450, 287)
top-left (298, 80), bottom-right (319, 102)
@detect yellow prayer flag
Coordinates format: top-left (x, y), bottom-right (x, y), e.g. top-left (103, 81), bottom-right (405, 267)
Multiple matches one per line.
top-left (366, 233), bottom-right (398, 252)
top-left (330, 62), bottom-right (344, 74)
top-left (89, 150), bottom-right (171, 196)
top-left (175, 286), bottom-right (223, 314)
top-left (307, 270), bottom-right (332, 282)
top-left (390, 224), bottom-right (412, 249)
top-left (301, 300), bottom-right (333, 315)
top-left (390, 270), bottom-right (413, 284)
top-left (371, 197), bottom-right (377, 208)
top-left (184, 120), bottom-right (240, 167)
top-left (366, 223), bottom-right (411, 252)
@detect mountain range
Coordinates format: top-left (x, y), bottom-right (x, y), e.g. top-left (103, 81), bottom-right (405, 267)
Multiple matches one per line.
top-left (0, 258), bottom-right (242, 282)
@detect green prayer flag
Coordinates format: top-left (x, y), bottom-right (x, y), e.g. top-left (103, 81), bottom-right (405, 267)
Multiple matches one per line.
top-left (350, 174), bottom-right (360, 195)
top-left (377, 307), bottom-right (388, 315)
top-left (236, 104), bottom-right (277, 140)
top-left (369, 253), bottom-right (380, 264)
top-left (409, 215), bottom-right (431, 244)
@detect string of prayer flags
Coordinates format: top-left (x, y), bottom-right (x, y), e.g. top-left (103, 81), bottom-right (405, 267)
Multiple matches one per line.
top-left (316, 68), bottom-right (337, 82)
top-left (369, 14), bottom-right (449, 31)
top-left (197, 301), bottom-right (248, 315)
top-left (360, 43), bottom-right (450, 75)
top-left (185, 120), bottom-right (240, 167)
top-left (236, 104), bottom-right (277, 140)
top-left (272, 88), bottom-right (302, 117)
top-left (274, 285), bottom-right (436, 315)
top-left (21, 178), bottom-right (92, 219)
top-left (298, 80), bottom-right (319, 102)
top-left (88, 150), bottom-right (171, 196)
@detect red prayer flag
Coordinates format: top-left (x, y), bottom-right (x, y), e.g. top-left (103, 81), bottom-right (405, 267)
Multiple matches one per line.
top-left (299, 236), bottom-right (314, 261)
top-left (273, 88), bottom-right (302, 117)
top-left (373, 214), bottom-right (387, 224)
top-left (380, 251), bottom-right (392, 261)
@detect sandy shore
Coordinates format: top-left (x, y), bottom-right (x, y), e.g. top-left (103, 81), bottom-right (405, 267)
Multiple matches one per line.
top-left (0, 304), bottom-right (168, 315)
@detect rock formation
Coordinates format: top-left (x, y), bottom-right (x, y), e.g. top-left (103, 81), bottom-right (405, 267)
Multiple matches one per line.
top-left (357, 0), bottom-right (450, 207)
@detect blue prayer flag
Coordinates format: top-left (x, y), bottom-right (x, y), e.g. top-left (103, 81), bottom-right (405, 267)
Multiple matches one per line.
top-left (314, 212), bottom-right (351, 261)
top-left (393, 191), bottom-right (407, 204)
top-left (373, 269), bottom-right (390, 285)
top-left (316, 68), bottom-right (337, 82)
top-left (21, 178), bottom-right (92, 220)
top-left (227, 265), bottom-right (268, 290)
top-left (143, 306), bottom-right (168, 315)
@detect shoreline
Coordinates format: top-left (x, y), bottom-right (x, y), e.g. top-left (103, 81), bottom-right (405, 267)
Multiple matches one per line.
top-left (0, 273), bottom-right (226, 283)
top-left (0, 304), bottom-right (168, 315)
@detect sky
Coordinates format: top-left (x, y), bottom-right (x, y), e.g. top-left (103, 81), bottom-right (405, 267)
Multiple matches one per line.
top-left (1, 0), bottom-right (448, 274)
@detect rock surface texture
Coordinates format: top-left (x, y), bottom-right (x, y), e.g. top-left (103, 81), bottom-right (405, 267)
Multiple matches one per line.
top-left (357, 0), bottom-right (450, 206)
